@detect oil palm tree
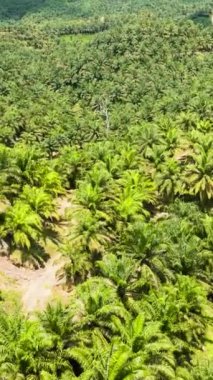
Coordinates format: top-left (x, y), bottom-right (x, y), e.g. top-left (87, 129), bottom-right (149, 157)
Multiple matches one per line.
top-left (191, 360), bottom-right (213, 380)
top-left (39, 302), bottom-right (84, 354)
top-left (13, 144), bottom-right (45, 186)
top-left (63, 242), bottom-right (93, 285)
top-left (40, 170), bottom-right (63, 196)
top-left (155, 158), bottom-right (181, 201)
top-left (97, 253), bottom-right (145, 305)
top-left (0, 144), bottom-right (20, 200)
top-left (141, 276), bottom-right (207, 362)
top-left (68, 208), bottom-right (112, 256)
top-left (113, 187), bottom-right (145, 223)
top-left (123, 221), bottom-right (175, 287)
top-left (111, 313), bottom-right (176, 378)
top-left (85, 162), bottom-right (112, 190)
top-left (70, 277), bottom-right (129, 339)
top-left (68, 330), bottom-right (134, 380)
top-left (103, 156), bottom-right (122, 180)
top-left (162, 127), bottom-right (181, 153)
top-left (118, 144), bottom-right (140, 171)
top-left (76, 182), bottom-right (104, 212)
top-left (1, 201), bottom-right (42, 250)
top-left (69, 324), bottom-right (175, 380)
top-left (39, 303), bottom-right (73, 343)
top-left (113, 171), bottom-right (156, 223)
top-left (183, 144), bottom-right (213, 203)
top-left (135, 123), bottom-right (163, 158)
top-left (0, 309), bottom-right (70, 379)
top-left (148, 143), bottom-right (167, 167)
top-left (118, 170), bottom-right (156, 200)
top-left (203, 215), bottom-right (213, 246)
top-left (20, 185), bottom-right (58, 220)
top-left (56, 146), bottom-right (84, 188)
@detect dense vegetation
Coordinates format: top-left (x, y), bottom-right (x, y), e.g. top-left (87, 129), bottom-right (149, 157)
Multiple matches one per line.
top-left (0, 0), bottom-right (212, 378)
top-left (0, 0), bottom-right (212, 19)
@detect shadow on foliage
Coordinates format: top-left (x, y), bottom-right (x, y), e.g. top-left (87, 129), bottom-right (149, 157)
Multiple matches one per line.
top-left (190, 9), bottom-right (212, 27)
top-left (0, 0), bottom-right (46, 19)
top-left (9, 242), bottom-right (50, 269)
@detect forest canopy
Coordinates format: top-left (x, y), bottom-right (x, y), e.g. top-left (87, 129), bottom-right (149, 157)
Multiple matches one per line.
top-left (0, 0), bottom-right (213, 19)
top-left (0, 0), bottom-right (212, 379)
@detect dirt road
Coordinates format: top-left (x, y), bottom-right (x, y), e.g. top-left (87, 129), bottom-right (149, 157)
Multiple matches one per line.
top-left (0, 255), bottom-right (66, 312)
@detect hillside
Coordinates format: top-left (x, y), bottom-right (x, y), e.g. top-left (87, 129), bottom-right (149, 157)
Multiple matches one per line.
top-left (0, 0), bottom-right (212, 378)
top-left (0, 0), bottom-right (212, 19)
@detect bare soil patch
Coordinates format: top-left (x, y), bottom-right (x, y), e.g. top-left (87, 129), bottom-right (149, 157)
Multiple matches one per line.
top-left (0, 196), bottom-right (72, 312)
top-left (0, 255), bottom-right (66, 312)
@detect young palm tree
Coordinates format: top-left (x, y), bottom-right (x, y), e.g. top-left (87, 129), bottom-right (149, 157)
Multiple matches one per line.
top-left (56, 146), bottom-right (84, 188)
top-left (148, 143), bottom-right (167, 167)
top-left (13, 144), bottom-right (45, 186)
top-left (68, 330), bottom-right (134, 380)
top-left (118, 170), bottom-right (156, 199)
top-left (191, 360), bottom-right (213, 380)
top-left (39, 302), bottom-right (81, 351)
top-left (141, 276), bottom-right (207, 362)
top-left (118, 144), bottom-right (139, 171)
top-left (1, 201), bottom-right (42, 250)
top-left (71, 277), bottom-right (128, 338)
top-left (112, 171), bottom-right (156, 223)
top-left (76, 182), bottom-right (104, 212)
top-left (162, 127), bottom-right (181, 153)
top-left (97, 253), bottom-right (144, 304)
top-left (183, 144), bottom-right (213, 203)
top-left (111, 313), bottom-right (176, 378)
top-left (155, 158), bottom-right (181, 201)
top-left (123, 221), bottom-right (175, 287)
top-left (101, 154), bottom-right (122, 179)
top-left (69, 325), bottom-right (175, 380)
top-left (68, 209), bottom-right (112, 256)
top-left (0, 308), bottom-right (70, 379)
top-left (85, 162), bottom-right (112, 190)
top-left (20, 185), bottom-right (58, 220)
top-left (113, 187), bottom-right (145, 223)
top-left (0, 144), bottom-right (20, 200)
top-left (135, 123), bottom-right (163, 158)
top-left (40, 170), bottom-right (63, 196)
top-left (63, 242), bottom-right (93, 284)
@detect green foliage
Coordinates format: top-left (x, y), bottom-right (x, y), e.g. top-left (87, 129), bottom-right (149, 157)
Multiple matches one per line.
top-left (0, 307), bottom-right (69, 378)
top-left (1, 0), bottom-right (211, 20)
top-left (0, 0), bottom-right (212, 378)
top-left (1, 201), bottom-right (42, 249)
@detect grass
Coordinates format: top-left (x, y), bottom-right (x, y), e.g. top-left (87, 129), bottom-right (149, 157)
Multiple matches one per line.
top-left (60, 33), bottom-right (97, 44)
top-left (206, 325), bottom-right (213, 357)
top-left (0, 288), bottom-right (22, 312)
